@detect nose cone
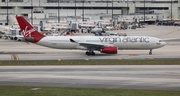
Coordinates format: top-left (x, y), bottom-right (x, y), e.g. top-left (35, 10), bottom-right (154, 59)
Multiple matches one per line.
top-left (161, 42), bottom-right (166, 47)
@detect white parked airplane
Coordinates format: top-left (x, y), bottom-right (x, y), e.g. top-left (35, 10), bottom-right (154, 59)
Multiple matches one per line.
top-left (90, 27), bottom-right (104, 33)
top-left (16, 16), bottom-right (166, 56)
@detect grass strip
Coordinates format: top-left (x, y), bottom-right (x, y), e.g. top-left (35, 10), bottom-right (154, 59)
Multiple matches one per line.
top-left (0, 60), bottom-right (180, 65)
top-left (0, 86), bottom-right (180, 96)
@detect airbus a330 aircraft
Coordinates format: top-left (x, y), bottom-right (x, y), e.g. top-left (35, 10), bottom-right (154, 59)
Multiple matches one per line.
top-left (16, 16), bottom-right (166, 56)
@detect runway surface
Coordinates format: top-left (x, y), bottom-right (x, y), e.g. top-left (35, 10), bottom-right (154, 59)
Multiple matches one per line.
top-left (0, 25), bottom-right (180, 90)
top-left (0, 65), bottom-right (180, 91)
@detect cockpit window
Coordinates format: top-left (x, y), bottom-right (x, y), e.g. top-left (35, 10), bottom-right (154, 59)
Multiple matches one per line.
top-left (159, 40), bottom-right (163, 42)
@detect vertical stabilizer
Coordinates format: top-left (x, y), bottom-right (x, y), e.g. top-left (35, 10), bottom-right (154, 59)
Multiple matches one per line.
top-left (16, 16), bottom-right (45, 43)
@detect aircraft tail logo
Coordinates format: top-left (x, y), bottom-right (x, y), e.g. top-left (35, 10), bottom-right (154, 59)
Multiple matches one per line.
top-left (22, 26), bottom-right (36, 37)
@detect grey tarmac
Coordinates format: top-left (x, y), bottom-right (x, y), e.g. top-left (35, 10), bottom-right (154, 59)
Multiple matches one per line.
top-left (0, 65), bottom-right (180, 91)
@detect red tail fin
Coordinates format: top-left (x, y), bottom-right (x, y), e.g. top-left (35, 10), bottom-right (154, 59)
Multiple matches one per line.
top-left (16, 16), bottom-right (45, 43)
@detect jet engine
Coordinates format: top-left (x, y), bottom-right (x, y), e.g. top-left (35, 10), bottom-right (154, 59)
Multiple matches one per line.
top-left (101, 46), bottom-right (118, 54)
top-left (12, 37), bottom-right (22, 41)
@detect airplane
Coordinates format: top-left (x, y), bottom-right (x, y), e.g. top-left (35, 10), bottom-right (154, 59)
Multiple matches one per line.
top-left (16, 16), bottom-right (166, 56)
top-left (90, 27), bottom-right (105, 33)
top-left (105, 26), bottom-right (114, 30)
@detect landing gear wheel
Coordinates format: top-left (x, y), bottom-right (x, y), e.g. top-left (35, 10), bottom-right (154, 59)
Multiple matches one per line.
top-left (91, 52), bottom-right (95, 56)
top-left (85, 51), bottom-right (96, 56)
top-left (86, 52), bottom-right (91, 56)
top-left (149, 52), bottom-right (152, 55)
top-left (149, 50), bottom-right (152, 55)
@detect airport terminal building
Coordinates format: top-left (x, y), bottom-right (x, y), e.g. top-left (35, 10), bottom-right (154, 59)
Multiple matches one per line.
top-left (0, 0), bottom-right (180, 25)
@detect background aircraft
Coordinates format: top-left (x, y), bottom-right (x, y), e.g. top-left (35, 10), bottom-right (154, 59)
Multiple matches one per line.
top-left (90, 27), bottom-right (105, 33)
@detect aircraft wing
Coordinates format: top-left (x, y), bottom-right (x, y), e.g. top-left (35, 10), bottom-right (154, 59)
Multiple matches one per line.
top-left (70, 38), bottom-right (115, 49)
top-left (78, 42), bottom-right (114, 48)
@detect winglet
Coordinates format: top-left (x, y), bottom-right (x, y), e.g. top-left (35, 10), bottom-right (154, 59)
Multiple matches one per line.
top-left (70, 38), bottom-right (76, 43)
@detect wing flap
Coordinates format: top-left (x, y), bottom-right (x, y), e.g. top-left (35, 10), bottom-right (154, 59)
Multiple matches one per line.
top-left (80, 42), bottom-right (113, 47)
top-left (70, 38), bottom-right (115, 48)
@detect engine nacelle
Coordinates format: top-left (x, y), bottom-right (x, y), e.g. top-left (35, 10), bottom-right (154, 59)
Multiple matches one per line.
top-left (101, 46), bottom-right (118, 54)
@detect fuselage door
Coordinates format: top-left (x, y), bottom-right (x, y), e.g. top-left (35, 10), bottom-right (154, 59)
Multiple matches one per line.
top-left (150, 38), bottom-right (155, 47)
top-left (44, 37), bottom-right (48, 43)
top-left (44, 37), bottom-right (50, 47)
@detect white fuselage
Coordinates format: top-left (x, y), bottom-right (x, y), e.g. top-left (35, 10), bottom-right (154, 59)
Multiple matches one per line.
top-left (36, 36), bottom-right (166, 50)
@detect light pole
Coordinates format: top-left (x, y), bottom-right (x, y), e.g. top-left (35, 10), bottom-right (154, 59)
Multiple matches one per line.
top-left (112, 0), bottom-right (113, 20)
top-left (75, 0), bottom-right (76, 17)
top-left (82, 0), bottom-right (84, 21)
top-left (31, 0), bottom-right (33, 25)
top-left (171, 0), bottom-right (172, 21)
top-left (144, 0), bottom-right (145, 23)
top-left (6, 0), bottom-right (8, 25)
top-left (58, 0), bottom-right (60, 23)
top-left (106, 0), bottom-right (108, 14)
top-left (133, 1), bottom-right (136, 13)
top-left (127, 0), bottom-right (128, 15)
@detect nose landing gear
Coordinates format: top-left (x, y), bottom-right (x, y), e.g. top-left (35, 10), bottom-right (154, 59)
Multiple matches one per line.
top-left (149, 49), bottom-right (152, 55)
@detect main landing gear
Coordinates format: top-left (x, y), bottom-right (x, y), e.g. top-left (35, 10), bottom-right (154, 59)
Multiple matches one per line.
top-left (149, 49), bottom-right (152, 55)
top-left (86, 51), bottom-right (95, 56)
